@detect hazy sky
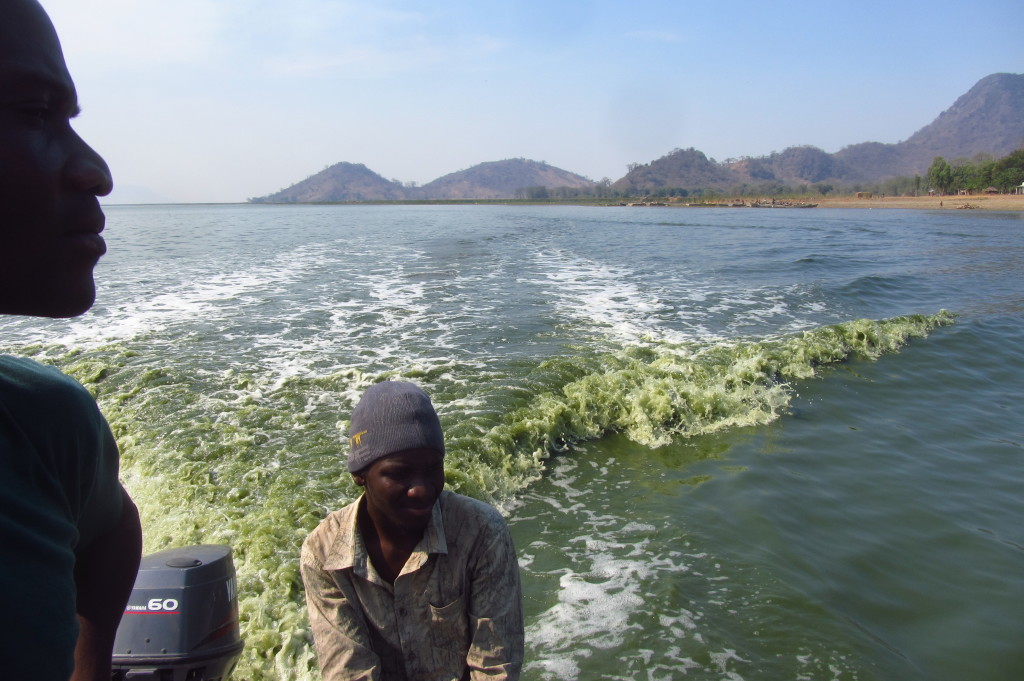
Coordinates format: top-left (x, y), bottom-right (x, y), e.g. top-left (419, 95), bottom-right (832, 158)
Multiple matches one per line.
top-left (43, 0), bottom-right (1022, 204)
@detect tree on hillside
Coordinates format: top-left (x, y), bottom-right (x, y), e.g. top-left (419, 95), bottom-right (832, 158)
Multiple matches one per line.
top-left (992, 148), bottom-right (1024, 191)
top-left (950, 160), bottom-right (974, 192)
top-left (927, 157), bottom-right (954, 194)
top-left (514, 186), bottom-right (549, 200)
top-left (994, 148), bottom-right (1024, 171)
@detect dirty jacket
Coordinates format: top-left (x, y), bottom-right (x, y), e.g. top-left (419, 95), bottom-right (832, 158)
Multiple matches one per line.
top-left (301, 490), bottom-right (524, 681)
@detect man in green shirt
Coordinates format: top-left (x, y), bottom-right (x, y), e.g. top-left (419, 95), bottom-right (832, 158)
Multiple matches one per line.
top-left (0, 2), bottom-right (143, 679)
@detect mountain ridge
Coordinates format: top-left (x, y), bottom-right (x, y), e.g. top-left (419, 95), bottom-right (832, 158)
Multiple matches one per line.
top-left (251, 72), bottom-right (1024, 202)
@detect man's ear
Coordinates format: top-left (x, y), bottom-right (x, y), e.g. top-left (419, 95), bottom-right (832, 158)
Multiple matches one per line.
top-left (351, 473), bottom-right (365, 487)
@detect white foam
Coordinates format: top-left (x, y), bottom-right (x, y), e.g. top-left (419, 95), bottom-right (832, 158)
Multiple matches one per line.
top-left (523, 457), bottom-right (702, 680)
top-left (28, 241), bottom-right (339, 349)
top-left (534, 250), bottom-right (695, 346)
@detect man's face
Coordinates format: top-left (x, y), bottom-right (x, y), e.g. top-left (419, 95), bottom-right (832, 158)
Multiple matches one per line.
top-left (355, 448), bottom-right (445, 535)
top-left (0, 0), bottom-right (113, 318)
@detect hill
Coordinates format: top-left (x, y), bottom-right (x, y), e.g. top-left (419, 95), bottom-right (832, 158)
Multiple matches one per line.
top-left (250, 162), bottom-right (406, 202)
top-left (833, 73), bottom-right (1024, 182)
top-left (894, 72), bottom-right (1024, 171)
top-left (251, 159), bottom-right (593, 202)
top-left (414, 159), bottom-right (594, 199)
top-left (611, 148), bottom-right (735, 195)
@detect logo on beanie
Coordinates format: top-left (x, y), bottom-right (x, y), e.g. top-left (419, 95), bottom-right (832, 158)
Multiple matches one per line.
top-left (350, 430), bottom-right (368, 448)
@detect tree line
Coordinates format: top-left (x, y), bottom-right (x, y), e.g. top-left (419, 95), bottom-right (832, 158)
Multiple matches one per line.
top-left (925, 149), bottom-right (1024, 195)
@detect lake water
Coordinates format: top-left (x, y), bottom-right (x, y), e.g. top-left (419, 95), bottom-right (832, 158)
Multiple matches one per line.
top-left (2, 204), bottom-right (1021, 680)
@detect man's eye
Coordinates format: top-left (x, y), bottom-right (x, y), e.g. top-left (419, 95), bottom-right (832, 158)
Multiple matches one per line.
top-left (19, 105), bottom-right (50, 125)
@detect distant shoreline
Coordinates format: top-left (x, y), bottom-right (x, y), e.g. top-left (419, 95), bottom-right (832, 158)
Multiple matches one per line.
top-left (815, 194), bottom-right (1024, 211)
top-left (113, 194), bottom-right (1024, 210)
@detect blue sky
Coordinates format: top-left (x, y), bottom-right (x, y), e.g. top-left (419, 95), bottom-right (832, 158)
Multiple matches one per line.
top-left (44, 0), bottom-right (1023, 203)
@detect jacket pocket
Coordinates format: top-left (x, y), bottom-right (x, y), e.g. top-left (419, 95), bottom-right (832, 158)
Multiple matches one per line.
top-left (429, 595), bottom-right (470, 664)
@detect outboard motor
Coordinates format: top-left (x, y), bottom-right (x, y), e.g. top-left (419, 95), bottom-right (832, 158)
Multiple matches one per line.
top-left (111, 545), bottom-right (244, 681)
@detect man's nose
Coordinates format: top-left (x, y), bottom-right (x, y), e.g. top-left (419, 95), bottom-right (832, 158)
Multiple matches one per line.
top-left (66, 130), bottom-right (113, 197)
top-left (406, 478), bottom-right (436, 498)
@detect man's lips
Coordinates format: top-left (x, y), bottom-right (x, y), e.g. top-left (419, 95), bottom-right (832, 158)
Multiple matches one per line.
top-left (403, 503), bottom-right (434, 517)
top-left (65, 213), bottom-right (107, 258)
top-left (67, 231), bottom-right (107, 258)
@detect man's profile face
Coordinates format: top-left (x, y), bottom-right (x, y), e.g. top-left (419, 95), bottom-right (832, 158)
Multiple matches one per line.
top-left (0, 0), bottom-right (113, 318)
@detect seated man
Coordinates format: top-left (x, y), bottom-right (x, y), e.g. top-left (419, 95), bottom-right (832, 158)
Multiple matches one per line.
top-left (301, 381), bottom-right (524, 680)
top-left (0, 2), bottom-right (142, 679)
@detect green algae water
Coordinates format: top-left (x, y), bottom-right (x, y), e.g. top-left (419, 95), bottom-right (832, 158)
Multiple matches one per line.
top-left (2, 205), bottom-right (1021, 680)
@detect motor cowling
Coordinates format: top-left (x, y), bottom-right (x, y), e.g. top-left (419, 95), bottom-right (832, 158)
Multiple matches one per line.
top-left (111, 545), bottom-right (243, 681)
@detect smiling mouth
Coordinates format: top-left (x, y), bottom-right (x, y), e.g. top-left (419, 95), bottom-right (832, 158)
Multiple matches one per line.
top-left (404, 504), bottom-right (435, 518)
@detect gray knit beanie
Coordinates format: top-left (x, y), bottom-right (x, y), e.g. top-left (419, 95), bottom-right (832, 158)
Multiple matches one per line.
top-left (347, 381), bottom-right (445, 473)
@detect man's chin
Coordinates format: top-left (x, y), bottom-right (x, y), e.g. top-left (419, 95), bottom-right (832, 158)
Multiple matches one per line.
top-left (40, 288), bottom-right (96, 318)
top-left (0, 284), bottom-right (96, 318)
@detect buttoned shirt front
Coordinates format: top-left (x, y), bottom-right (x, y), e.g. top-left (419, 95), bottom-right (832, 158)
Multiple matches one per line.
top-left (301, 490), bottom-right (524, 681)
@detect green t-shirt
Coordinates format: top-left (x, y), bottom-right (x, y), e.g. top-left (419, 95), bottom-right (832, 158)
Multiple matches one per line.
top-left (0, 355), bottom-right (124, 681)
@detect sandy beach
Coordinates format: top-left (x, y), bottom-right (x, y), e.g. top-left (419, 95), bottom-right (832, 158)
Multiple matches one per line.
top-left (816, 194), bottom-right (1024, 211)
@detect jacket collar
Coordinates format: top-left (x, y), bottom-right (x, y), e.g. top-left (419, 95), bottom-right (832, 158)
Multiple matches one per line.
top-left (323, 490), bottom-right (449, 574)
